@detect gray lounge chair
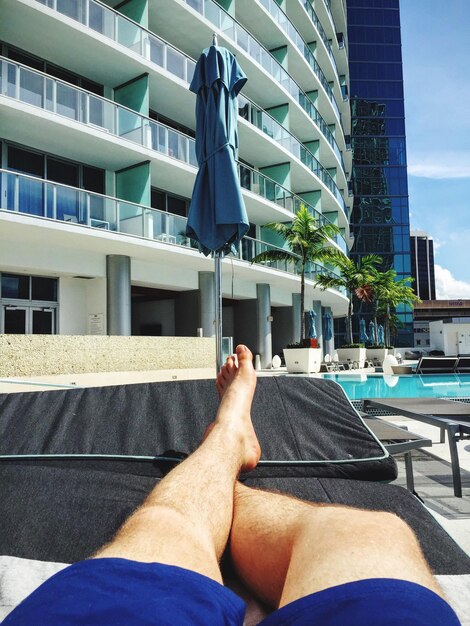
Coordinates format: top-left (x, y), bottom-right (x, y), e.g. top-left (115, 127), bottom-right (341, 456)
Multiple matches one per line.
top-left (0, 378), bottom-right (469, 622)
top-left (415, 356), bottom-right (459, 374)
top-left (455, 356), bottom-right (470, 374)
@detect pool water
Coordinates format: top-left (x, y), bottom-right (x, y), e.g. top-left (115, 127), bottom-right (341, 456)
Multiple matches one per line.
top-left (322, 373), bottom-right (470, 401)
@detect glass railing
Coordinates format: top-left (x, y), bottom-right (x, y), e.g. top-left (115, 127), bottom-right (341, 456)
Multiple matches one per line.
top-left (2, 56), bottom-right (347, 217)
top-left (239, 90), bottom-right (343, 171)
top-left (238, 163), bottom-right (346, 253)
top-left (0, 57), bottom-right (198, 168)
top-left (238, 94), bottom-right (346, 210)
top-left (184, 0), bottom-right (341, 122)
top-left (33, 0), bottom-right (345, 168)
top-left (35, 0), bottom-right (196, 83)
top-left (256, 0), bottom-right (340, 92)
top-left (0, 169), bottom-right (343, 289)
top-left (299, 0), bottom-right (339, 76)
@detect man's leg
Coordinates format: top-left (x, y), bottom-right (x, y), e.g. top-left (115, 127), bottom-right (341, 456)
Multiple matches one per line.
top-left (230, 483), bottom-right (443, 609)
top-left (94, 345), bottom-right (261, 583)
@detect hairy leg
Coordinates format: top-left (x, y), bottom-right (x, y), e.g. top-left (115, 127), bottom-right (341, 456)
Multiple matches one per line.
top-left (230, 483), bottom-right (443, 608)
top-left (94, 345), bottom-right (260, 584)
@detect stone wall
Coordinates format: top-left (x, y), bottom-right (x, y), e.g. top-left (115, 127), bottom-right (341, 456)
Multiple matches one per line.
top-left (0, 335), bottom-right (216, 377)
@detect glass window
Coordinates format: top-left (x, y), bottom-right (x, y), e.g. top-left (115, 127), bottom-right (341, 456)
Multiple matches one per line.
top-left (8, 146), bottom-right (44, 177)
top-left (151, 189), bottom-right (165, 211)
top-left (32, 277), bottom-right (58, 301)
top-left (47, 158), bottom-right (79, 186)
top-left (7, 48), bottom-right (43, 71)
top-left (167, 195), bottom-right (187, 217)
top-left (83, 166), bottom-right (105, 194)
top-left (1, 274), bottom-right (30, 299)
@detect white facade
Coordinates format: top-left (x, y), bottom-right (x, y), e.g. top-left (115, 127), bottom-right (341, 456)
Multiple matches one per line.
top-left (0, 0), bottom-right (352, 361)
top-left (429, 320), bottom-right (470, 356)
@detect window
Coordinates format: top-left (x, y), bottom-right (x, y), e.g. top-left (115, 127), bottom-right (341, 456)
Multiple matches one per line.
top-left (151, 188), bottom-right (190, 218)
top-left (1, 274), bottom-right (58, 302)
top-left (6, 45), bottom-right (103, 95)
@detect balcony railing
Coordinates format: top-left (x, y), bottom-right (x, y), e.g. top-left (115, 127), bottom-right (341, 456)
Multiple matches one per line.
top-left (239, 164), bottom-right (347, 254)
top-left (239, 93), bottom-right (344, 177)
top-left (257, 0), bottom-right (339, 84)
top-left (0, 56), bottom-right (198, 166)
top-left (1, 56), bottom-right (348, 217)
top-left (0, 169), bottom-right (343, 288)
top-left (33, 0), bottom-right (345, 168)
top-left (254, 0), bottom-right (340, 92)
top-left (36, 0), bottom-right (197, 83)
top-left (298, 0), bottom-right (339, 76)
top-left (184, 0), bottom-right (341, 122)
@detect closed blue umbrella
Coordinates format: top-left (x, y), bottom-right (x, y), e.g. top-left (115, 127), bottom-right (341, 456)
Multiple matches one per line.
top-left (323, 313), bottom-right (332, 341)
top-left (369, 320), bottom-right (376, 345)
top-left (308, 310), bottom-right (317, 339)
top-left (359, 318), bottom-right (369, 343)
top-left (378, 324), bottom-right (385, 345)
top-left (187, 43), bottom-right (249, 254)
top-left (187, 38), bottom-right (249, 369)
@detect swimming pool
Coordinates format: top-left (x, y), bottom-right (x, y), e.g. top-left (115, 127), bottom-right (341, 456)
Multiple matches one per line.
top-left (322, 373), bottom-right (470, 400)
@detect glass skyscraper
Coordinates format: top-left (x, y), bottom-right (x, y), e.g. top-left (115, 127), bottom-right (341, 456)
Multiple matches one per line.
top-left (347, 0), bottom-right (413, 346)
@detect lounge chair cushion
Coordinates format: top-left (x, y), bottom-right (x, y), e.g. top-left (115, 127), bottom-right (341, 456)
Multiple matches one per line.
top-left (0, 377), bottom-right (396, 481)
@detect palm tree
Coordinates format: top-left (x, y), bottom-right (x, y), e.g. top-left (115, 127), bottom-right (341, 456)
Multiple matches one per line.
top-left (251, 205), bottom-right (340, 342)
top-left (380, 276), bottom-right (420, 346)
top-left (314, 253), bottom-right (382, 345)
top-left (367, 268), bottom-right (397, 345)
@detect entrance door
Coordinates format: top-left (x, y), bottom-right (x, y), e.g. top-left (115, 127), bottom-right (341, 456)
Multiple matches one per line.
top-left (2, 306), bottom-right (56, 334)
top-left (3, 307), bottom-right (27, 333)
top-left (32, 308), bottom-right (55, 334)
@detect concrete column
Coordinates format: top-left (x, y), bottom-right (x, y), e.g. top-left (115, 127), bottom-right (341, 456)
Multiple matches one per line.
top-left (107, 255), bottom-right (131, 335)
top-left (311, 300), bottom-right (323, 355)
top-left (199, 272), bottom-right (215, 338)
top-left (257, 283), bottom-right (272, 368)
top-left (292, 292), bottom-right (301, 344)
top-left (322, 306), bottom-right (335, 357)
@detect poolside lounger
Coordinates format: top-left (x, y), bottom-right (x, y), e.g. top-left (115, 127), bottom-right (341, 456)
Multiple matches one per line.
top-left (455, 356), bottom-right (470, 374)
top-left (0, 378), bottom-right (469, 623)
top-left (363, 397), bottom-right (470, 498)
top-left (415, 356), bottom-right (459, 375)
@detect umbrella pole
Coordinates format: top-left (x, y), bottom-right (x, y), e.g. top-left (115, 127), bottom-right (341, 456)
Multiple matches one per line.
top-left (215, 252), bottom-right (223, 373)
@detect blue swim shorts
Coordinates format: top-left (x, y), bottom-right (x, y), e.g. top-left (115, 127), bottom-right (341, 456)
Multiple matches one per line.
top-left (3, 558), bottom-right (461, 625)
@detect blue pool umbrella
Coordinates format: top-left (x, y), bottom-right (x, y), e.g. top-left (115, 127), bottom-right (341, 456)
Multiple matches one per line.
top-left (187, 36), bottom-right (249, 369)
top-left (378, 324), bottom-right (385, 345)
top-left (368, 320), bottom-right (376, 345)
top-left (308, 310), bottom-right (317, 339)
top-left (359, 318), bottom-right (369, 343)
top-left (323, 313), bottom-right (332, 341)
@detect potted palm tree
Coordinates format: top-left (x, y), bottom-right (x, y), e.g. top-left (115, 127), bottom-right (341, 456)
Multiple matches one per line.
top-left (315, 252), bottom-right (381, 368)
top-left (251, 205), bottom-right (340, 373)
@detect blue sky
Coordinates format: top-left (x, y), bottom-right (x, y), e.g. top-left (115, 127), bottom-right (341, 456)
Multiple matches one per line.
top-left (400, 0), bottom-right (470, 297)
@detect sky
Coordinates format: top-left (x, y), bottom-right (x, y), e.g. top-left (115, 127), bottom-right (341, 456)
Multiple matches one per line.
top-left (400, 0), bottom-right (470, 298)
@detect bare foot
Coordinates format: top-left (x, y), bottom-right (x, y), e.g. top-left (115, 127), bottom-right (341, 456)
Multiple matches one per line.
top-left (211, 345), bottom-right (261, 472)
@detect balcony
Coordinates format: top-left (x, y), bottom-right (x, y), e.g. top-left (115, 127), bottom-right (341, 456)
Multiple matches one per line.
top-left (10, 0), bottom-right (350, 161)
top-left (0, 169), bottom-right (344, 289)
top-left (0, 56), bottom-right (348, 221)
top-left (233, 0), bottom-right (343, 110)
top-left (179, 0), bottom-right (342, 124)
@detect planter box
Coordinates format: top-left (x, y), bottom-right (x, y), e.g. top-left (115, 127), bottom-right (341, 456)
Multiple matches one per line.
top-left (283, 348), bottom-right (322, 373)
top-left (336, 347), bottom-right (367, 368)
top-left (366, 348), bottom-right (389, 364)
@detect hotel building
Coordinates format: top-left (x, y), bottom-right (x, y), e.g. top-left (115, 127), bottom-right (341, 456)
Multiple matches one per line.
top-left (0, 0), bottom-right (352, 365)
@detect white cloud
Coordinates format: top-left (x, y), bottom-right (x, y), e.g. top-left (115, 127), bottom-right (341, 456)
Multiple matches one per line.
top-left (407, 151), bottom-right (470, 179)
top-left (408, 162), bottom-right (470, 179)
top-left (435, 265), bottom-right (470, 299)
